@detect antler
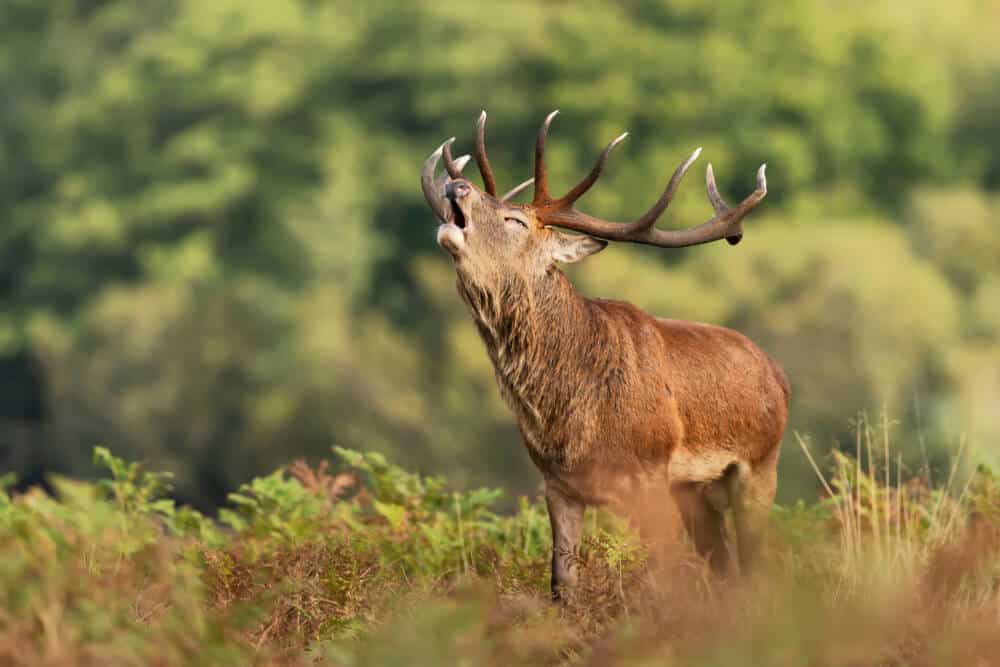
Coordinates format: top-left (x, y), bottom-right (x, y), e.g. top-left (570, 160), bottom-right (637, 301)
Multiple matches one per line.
top-left (500, 178), bottom-right (534, 202)
top-left (423, 140), bottom-right (532, 220)
top-left (431, 112), bottom-right (535, 206)
top-left (421, 140), bottom-right (471, 221)
top-left (474, 111), bottom-right (497, 196)
top-left (473, 111), bottom-right (535, 202)
top-left (531, 111), bottom-right (767, 248)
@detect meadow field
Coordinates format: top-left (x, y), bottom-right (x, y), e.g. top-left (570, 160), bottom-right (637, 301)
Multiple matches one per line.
top-left (4, 419), bottom-right (1000, 666)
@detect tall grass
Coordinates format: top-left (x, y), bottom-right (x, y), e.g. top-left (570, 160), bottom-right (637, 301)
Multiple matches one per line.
top-left (796, 413), bottom-right (975, 598)
top-left (2, 425), bottom-right (1000, 666)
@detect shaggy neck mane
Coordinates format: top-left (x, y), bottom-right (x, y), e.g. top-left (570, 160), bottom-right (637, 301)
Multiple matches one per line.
top-left (455, 268), bottom-right (600, 459)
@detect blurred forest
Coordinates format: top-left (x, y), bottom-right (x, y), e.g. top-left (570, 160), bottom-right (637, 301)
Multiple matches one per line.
top-left (1, 0), bottom-right (998, 509)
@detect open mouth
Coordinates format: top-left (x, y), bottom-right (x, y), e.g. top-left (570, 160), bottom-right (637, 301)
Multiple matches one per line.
top-left (448, 198), bottom-right (467, 229)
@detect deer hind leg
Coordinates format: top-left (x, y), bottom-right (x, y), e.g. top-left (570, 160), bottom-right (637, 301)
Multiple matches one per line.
top-left (726, 452), bottom-right (778, 574)
top-left (674, 483), bottom-right (731, 575)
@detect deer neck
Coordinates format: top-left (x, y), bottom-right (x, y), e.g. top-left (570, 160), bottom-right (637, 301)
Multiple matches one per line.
top-left (456, 268), bottom-right (592, 456)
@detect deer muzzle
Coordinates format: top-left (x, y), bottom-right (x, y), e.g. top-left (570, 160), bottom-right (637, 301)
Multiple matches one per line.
top-left (436, 220), bottom-right (465, 255)
top-left (438, 180), bottom-right (471, 256)
top-left (444, 181), bottom-right (471, 229)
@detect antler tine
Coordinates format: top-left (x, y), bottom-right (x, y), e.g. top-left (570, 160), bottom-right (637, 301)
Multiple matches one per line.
top-left (706, 163), bottom-right (729, 214)
top-left (421, 143), bottom-right (450, 222)
top-left (441, 138), bottom-right (464, 179)
top-left (422, 142), bottom-right (470, 222)
top-left (532, 110), bottom-right (559, 205)
top-left (474, 111), bottom-right (498, 196)
top-left (708, 162), bottom-right (767, 245)
top-left (756, 163), bottom-right (767, 192)
top-left (553, 132), bottom-right (629, 209)
top-left (621, 147), bottom-right (703, 233)
top-left (710, 162), bottom-right (767, 244)
top-left (501, 177), bottom-right (534, 202)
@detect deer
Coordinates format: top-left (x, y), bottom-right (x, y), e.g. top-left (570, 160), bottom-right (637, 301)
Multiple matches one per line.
top-left (420, 111), bottom-right (789, 599)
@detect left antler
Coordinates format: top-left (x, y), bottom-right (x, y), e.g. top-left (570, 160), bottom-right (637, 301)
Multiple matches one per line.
top-left (530, 111), bottom-right (767, 247)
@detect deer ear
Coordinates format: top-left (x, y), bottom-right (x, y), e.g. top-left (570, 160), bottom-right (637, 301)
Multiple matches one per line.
top-left (550, 232), bottom-right (608, 264)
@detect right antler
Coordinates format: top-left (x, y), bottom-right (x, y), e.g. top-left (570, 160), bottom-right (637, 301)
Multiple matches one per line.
top-left (530, 111), bottom-right (767, 247)
top-left (423, 112), bottom-right (534, 218)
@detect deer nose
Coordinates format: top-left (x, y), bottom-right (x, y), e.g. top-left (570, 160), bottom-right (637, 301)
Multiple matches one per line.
top-left (444, 180), bottom-right (471, 200)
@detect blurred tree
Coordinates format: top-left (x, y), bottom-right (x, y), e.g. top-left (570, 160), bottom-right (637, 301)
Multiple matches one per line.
top-left (907, 189), bottom-right (1000, 296)
top-left (0, 0), bottom-right (997, 505)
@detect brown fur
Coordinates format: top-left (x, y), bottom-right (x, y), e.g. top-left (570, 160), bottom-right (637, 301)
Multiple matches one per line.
top-left (435, 176), bottom-right (788, 598)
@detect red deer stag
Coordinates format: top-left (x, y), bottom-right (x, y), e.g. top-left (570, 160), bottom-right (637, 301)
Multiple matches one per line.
top-left (421, 111), bottom-right (789, 599)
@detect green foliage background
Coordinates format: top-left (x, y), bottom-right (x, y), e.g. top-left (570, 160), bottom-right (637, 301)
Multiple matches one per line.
top-left (1, 0), bottom-right (998, 507)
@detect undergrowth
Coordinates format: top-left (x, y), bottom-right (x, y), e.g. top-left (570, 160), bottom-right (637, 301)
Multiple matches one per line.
top-left (2, 426), bottom-right (1000, 666)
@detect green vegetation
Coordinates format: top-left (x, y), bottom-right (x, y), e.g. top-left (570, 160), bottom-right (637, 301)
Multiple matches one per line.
top-left (0, 0), bottom-right (998, 508)
top-left (3, 441), bottom-right (1000, 665)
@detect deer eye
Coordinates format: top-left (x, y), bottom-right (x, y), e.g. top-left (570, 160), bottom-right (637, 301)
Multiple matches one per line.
top-left (505, 216), bottom-right (528, 229)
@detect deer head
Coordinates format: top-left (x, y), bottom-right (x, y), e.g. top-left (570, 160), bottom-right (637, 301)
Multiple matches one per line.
top-left (421, 111), bottom-right (767, 287)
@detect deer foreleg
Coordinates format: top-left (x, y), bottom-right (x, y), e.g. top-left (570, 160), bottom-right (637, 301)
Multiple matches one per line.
top-left (545, 485), bottom-right (584, 601)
